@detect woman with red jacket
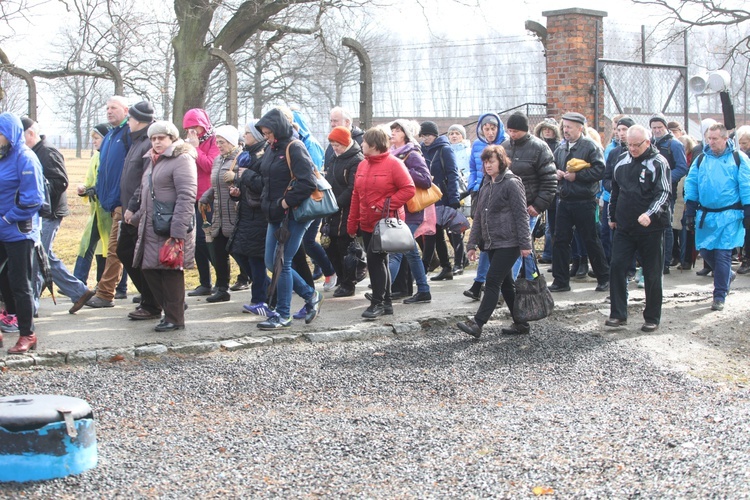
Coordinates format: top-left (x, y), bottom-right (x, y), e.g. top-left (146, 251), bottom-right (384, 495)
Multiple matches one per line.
top-left (348, 128), bottom-right (415, 319)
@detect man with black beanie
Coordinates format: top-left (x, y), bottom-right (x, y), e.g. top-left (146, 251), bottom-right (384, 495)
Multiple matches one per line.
top-left (119, 101), bottom-right (162, 321)
top-left (502, 112), bottom-right (557, 282)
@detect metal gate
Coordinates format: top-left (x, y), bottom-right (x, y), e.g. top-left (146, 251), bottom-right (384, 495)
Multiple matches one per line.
top-left (595, 59), bottom-right (688, 130)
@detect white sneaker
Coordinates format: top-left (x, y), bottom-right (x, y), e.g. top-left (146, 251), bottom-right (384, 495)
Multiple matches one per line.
top-left (323, 273), bottom-right (337, 292)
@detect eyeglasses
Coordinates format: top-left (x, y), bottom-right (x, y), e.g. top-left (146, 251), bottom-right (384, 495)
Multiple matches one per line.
top-left (627, 139), bottom-right (647, 149)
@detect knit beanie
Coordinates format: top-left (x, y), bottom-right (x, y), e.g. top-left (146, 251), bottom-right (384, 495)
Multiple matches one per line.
top-left (21, 116), bottom-right (35, 131)
top-left (649, 113), bottom-right (668, 128)
top-left (506, 112), bottom-right (529, 132)
top-left (419, 121), bottom-right (439, 137)
top-left (93, 123), bottom-right (110, 138)
top-left (447, 124), bottom-right (466, 139)
top-left (328, 126), bottom-right (351, 145)
top-left (129, 101), bottom-right (155, 123)
top-left (244, 120), bottom-right (264, 142)
top-left (480, 115), bottom-right (499, 128)
top-left (214, 125), bottom-right (240, 145)
top-left (147, 120), bottom-right (180, 141)
top-left (617, 117), bottom-right (636, 128)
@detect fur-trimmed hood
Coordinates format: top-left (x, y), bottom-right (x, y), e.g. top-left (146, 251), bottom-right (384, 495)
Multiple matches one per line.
top-left (534, 119), bottom-right (561, 142)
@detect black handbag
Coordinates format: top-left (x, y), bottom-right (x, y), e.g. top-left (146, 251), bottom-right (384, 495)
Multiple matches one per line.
top-left (532, 211), bottom-right (547, 239)
top-left (371, 197), bottom-right (415, 254)
top-left (513, 259), bottom-right (554, 322)
top-left (150, 173), bottom-right (194, 237)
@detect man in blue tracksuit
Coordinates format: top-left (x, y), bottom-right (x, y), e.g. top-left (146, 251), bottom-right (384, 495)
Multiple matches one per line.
top-left (0, 112), bottom-right (45, 354)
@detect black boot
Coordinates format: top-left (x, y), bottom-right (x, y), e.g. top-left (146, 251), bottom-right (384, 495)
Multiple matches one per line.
top-left (463, 280), bottom-right (482, 301)
top-left (431, 266), bottom-right (453, 281)
top-left (575, 256), bottom-right (589, 279)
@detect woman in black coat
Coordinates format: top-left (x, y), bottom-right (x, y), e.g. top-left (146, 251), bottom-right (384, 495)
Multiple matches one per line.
top-left (324, 126), bottom-right (363, 297)
top-left (227, 120), bottom-right (270, 314)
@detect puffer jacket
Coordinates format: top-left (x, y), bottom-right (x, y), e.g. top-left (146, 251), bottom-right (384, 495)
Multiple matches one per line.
top-left (31, 136), bottom-right (68, 219)
top-left (554, 135), bottom-right (605, 201)
top-left (467, 169), bottom-right (531, 252)
top-left (0, 113), bottom-right (44, 243)
top-left (200, 146), bottom-right (241, 239)
top-left (609, 144), bottom-right (671, 234)
top-left (501, 132), bottom-right (557, 213)
top-left (684, 142), bottom-right (750, 250)
top-left (325, 140), bottom-right (363, 237)
top-left (183, 109), bottom-right (219, 202)
top-left (228, 140), bottom-right (267, 258)
top-left (255, 108), bottom-right (317, 224)
top-left (132, 140), bottom-right (197, 270)
top-left (468, 112), bottom-right (505, 192)
top-left (348, 152), bottom-right (415, 234)
top-left (422, 135), bottom-right (461, 208)
top-left (391, 142), bottom-right (432, 225)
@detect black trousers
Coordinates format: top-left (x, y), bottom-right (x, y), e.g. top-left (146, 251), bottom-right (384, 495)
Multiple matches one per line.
top-left (0, 239), bottom-right (35, 336)
top-left (324, 234), bottom-right (354, 289)
top-left (207, 233), bottom-right (231, 290)
top-left (474, 247), bottom-right (519, 326)
top-left (194, 202), bottom-right (213, 288)
top-left (553, 199), bottom-right (610, 286)
top-left (362, 231), bottom-right (391, 306)
top-left (610, 229), bottom-right (663, 325)
top-left (422, 224), bottom-right (451, 270)
top-left (143, 269), bottom-right (185, 326)
top-left (116, 222), bottom-right (161, 314)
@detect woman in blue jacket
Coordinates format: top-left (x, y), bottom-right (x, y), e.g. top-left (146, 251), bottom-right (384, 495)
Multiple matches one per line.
top-left (0, 112), bottom-right (45, 354)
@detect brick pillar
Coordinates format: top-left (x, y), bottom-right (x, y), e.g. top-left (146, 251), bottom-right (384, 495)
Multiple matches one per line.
top-left (543, 8), bottom-right (607, 129)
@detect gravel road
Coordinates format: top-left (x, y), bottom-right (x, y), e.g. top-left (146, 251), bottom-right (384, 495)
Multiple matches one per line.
top-left (2, 317), bottom-right (748, 498)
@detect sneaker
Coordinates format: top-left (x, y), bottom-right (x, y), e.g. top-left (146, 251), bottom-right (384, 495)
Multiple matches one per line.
top-left (0, 313), bottom-right (19, 333)
top-left (361, 304), bottom-right (384, 319)
top-left (257, 316), bottom-right (292, 330)
top-left (711, 300), bottom-right (724, 311)
top-left (323, 273), bottom-right (337, 292)
top-left (305, 291), bottom-right (323, 324)
top-left (737, 261), bottom-right (750, 275)
top-left (293, 304), bottom-right (311, 320)
top-left (333, 285), bottom-right (355, 298)
top-left (229, 280), bottom-right (250, 291)
top-left (114, 291), bottom-right (128, 300)
top-left (403, 291), bottom-right (431, 304)
top-left (243, 302), bottom-right (278, 317)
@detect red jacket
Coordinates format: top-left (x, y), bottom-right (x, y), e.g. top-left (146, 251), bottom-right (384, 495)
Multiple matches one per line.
top-left (183, 109), bottom-right (219, 201)
top-left (348, 152), bottom-right (416, 234)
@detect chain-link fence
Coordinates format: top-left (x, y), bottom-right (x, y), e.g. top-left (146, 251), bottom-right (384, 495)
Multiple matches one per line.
top-left (597, 59), bottom-right (689, 134)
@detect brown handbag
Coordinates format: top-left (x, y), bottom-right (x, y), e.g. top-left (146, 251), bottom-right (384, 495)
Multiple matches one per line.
top-left (406, 183), bottom-right (442, 213)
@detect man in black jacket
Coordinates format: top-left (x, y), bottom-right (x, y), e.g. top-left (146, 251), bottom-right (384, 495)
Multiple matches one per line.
top-left (606, 125), bottom-right (671, 332)
top-left (119, 101), bottom-right (161, 321)
top-left (502, 112), bottom-right (557, 279)
top-left (22, 118), bottom-right (95, 314)
top-left (550, 112), bottom-right (610, 292)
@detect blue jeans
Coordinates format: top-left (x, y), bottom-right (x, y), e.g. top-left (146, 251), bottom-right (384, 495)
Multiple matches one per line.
top-left (512, 215), bottom-right (538, 280)
top-left (387, 222), bottom-right (430, 293)
top-left (34, 217), bottom-right (88, 311)
top-left (264, 217), bottom-right (315, 319)
top-left (475, 251), bottom-right (491, 283)
top-left (232, 251), bottom-right (269, 305)
top-left (303, 218), bottom-right (335, 277)
top-left (700, 249), bottom-right (733, 301)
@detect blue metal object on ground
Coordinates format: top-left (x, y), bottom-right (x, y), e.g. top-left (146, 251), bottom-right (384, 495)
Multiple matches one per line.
top-left (0, 395), bottom-right (97, 482)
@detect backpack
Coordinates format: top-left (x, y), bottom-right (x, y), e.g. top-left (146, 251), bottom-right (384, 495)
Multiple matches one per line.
top-left (695, 151), bottom-right (741, 169)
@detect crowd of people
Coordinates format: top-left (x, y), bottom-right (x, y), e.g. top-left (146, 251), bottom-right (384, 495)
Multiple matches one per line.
top-left (0, 99), bottom-right (748, 353)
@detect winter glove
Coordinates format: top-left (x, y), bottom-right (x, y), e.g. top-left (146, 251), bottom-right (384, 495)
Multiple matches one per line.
top-left (566, 158), bottom-right (591, 172)
top-left (459, 190), bottom-right (472, 200)
top-left (222, 170), bottom-right (236, 184)
top-left (449, 201), bottom-right (461, 210)
top-left (685, 215), bottom-right (695, 232)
